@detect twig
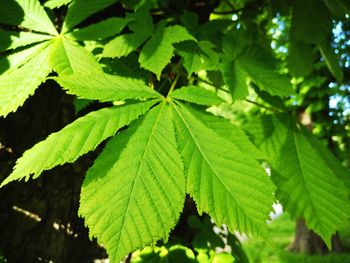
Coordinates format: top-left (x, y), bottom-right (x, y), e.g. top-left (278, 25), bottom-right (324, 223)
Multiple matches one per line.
top-left (245, 99), bottom-right (276, 112)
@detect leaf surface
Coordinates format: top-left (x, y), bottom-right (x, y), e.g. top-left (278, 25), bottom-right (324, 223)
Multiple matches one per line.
top-left (62, 0), bottom-right (118, 32)
top-left (237, 57), bottom-right (294, 97)
top-left (79, 103), bottom-right (185, 262)
top-left (1, 101), bottom-right (156, 186)
top-left (272, 125), bottom-right (350, 247)
top-left (45, 0), bottom-right (72, 8)
top-left (139, 23), bottom-right (195, 78)
top-left (171, 103), bottom-right (274, 237)
top-left (49, 37), bottom-right (102, 74)
top-left (0, 0), bottom-right (57, 35)
top-left (0, 29), bottom-right (51, 51)
top-left (221, 60), bottom-right (248, 100)
top-left (54, 72), bottom-right (161, 101)
top-left (0, 43), bottom-right (52, 117)
top-left (68, 17), bottom-right (132, 41)
top-left (170, 86), bottom-right (223, 106)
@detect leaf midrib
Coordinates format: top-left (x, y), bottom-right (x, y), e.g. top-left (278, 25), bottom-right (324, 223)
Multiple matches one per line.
top-left (172, 103), bottom-right (262, 232)
top-left (114, 102), bottom-right (165, 250)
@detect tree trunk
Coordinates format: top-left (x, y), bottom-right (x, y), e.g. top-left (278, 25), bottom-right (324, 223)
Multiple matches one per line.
top-left (0, 82), bottom-right (106, 262)
top-left (289, 219), bottom-right (342, 254)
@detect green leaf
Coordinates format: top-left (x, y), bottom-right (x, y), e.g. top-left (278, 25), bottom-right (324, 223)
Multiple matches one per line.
top-left (300, 127), bottom-right (350, 191)
top-left (101, 11), bottom-right (154, 58)
top-left (79, 103), bottom-right (185, 262)
top-left (44, 0), bottom-right (72, 8)
top-left (237, 56), bottom-right (294, 97)
top-left (319, 41), bottom-right (343, 82)
top-left (221, 60), bottom-right (249, 100)
top-left (290, 0), bottom-right (332, 44)
top-left (62, 0), bottom-right (118, 32)
top-left (272, 124), bottom-right (350, 247)
top-left (54, 72), bottom-right (161, 102)
top-left (176, 41), bottom-right (219, 75)
top-left (244, 114), bottom-right (289, 161)
top-left (0, 0), bottom-right (58, 35)
top-left (287, 41), bottom-right (314, 78)
top-left (191, 109), bottom-right (266, 160)
top-left (171, 103), bottom-right (274, 237)
top-left (170, 86), bottom-right (223, 106)
top-left (67, 17), bottom-right (132, 41)
top-left (139, 23), bottom-right (195, 79)
top-left (102, 32), bottom-right (150, 58)
top-left (1, 101), bottom-right (156, 187)
top-left (0, 41), bottom-right (51, 74)
top-left (49, 37), bottom-right (103, 74)
top-left (0, 43), bottom-right (52, 117)
top-left (0, 29), bottom-right (51, 51)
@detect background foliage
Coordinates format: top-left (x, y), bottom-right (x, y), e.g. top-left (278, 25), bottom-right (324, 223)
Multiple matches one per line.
top-left (0, 0), bottom-right (349, 262)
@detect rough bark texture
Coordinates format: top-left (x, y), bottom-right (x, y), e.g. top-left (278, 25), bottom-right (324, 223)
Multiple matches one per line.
top-left (289, 219), bottom-right (342, 254)
top-left (0, 82), bottom-right (106, 262)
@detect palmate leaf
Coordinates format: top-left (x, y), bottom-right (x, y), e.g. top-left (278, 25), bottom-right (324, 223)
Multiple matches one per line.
top-left (62, 0), bottom-right (119, 33)
top-left (0, 29), bottom-right (51, 52)
top-left (270, 121), bottom-right (350, 246)
top-left (0, 0), bottom-right (57, 35)
top-left (244, 114), bottom-right (289, 161)
top-left (54, 72), bottom-right (161, 101)
top-left (0, 42), bottom-right (52, 117)
top-left (0, 41), bottom-right (51, 74)
top-left (237, 56), bottom-right (294, 97)
top-left (44, 0), bottom-right (72, 9)
top-left (220, 59), bottom-right (249, 100)
top-left (190, 109), bottom-right (266, 160)
top-left (101, 11), bottom-right (154, 58)
top-left (170, 86), bottom-right (223, 106)
top-left (176, 41), bottom-right (219, 75)
top-left (102, 33), bottom-right (150, 58)
top-left (49, 37), bottom-right (103, 75)
top-left (0, 101), bottom-right (157, 187)
top-left (171, 103), bottom-right (274, 237)
top-left (139, 22), bottom-right (195, 79)
top-left (79, 103), bottom-right (185, 263)
top-left (67, 17), bottom-right (132, 41)
top-left (300, 127), bottom-right (350, 190)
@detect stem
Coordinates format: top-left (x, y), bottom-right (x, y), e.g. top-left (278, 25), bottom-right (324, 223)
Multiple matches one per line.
top-left (167, 75), bottom-right (180, 97)
top-left (245, 99), bottom-right (276, 112)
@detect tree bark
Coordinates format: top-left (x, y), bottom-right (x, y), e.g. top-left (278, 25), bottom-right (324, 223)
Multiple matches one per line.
top-left (289, 219), bottom-right (342, 254)
top-left (0, 82), bottom-right (106, 262)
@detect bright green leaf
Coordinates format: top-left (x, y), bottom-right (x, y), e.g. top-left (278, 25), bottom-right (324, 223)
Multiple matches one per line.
top-left (172, 103), bottom-right (274, 237)
top-left (272, 125), bottom-right (350, 247)
top-left (170, 86), bottom-right (223, 106)
top-left (0, 29), bottom-right (52, 51)
top-left (79, 104), bottom-right (185, 262)
top-left (139, 22), bottom-right (195, 79)
top-left (45, 0), bottom-right (72, 8)
top-left (49, 37), bottom-right (103, 74)
top-left (62, 0), bottom-right (118, 32)
top-left (1, 101), bottom-right (156, 186)
top-left (67, 17), bottom-right (132, 41)
top-left (54, 72), bottom-right (162, 101)
top-left (0, 0), bottom-right (58, 35)
top-left (0, 43), bottom-right (52, 117)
